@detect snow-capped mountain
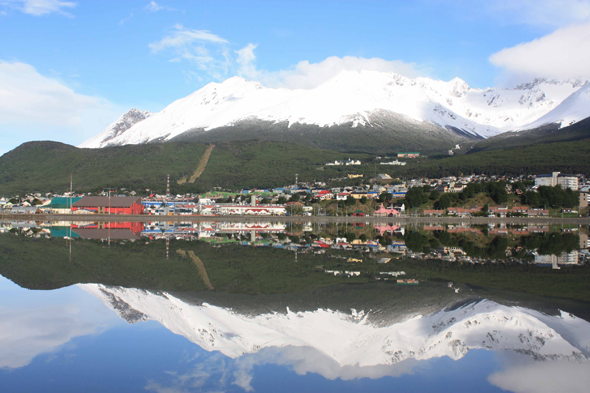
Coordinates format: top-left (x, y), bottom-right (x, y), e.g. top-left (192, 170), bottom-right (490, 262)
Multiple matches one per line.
top-left (80, 284), bottom-right (590, 367)
top-left (518, 81), bottom-right (590, 130)
top-left (80, 71), bottom-right (588, 149)
top-left (82, 108), bottom-right (151, 149)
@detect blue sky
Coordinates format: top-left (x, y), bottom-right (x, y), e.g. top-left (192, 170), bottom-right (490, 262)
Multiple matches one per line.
top-left (1, 0), bottom-right (589, 155)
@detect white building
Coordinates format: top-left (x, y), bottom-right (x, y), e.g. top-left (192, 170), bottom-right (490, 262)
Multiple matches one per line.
top-left (558, 175), bottom-right (579, 191)
top-left (534, 251), bottom-right (579, 269)
top-left (380, 160), bottom-right (406, 166)
top-left (535, 172), bottom-right (578, 190)
top-left (216, 204), bottom-right (286, 215)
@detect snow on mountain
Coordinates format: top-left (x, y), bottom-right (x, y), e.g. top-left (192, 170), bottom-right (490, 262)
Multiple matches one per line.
top-left (519, 82), bottom-right (590, 130)
top-left (80, 284), bottom-right (590, 367)
top-left (80, 108), bottom-right (151, 148)
top-left (80, 72), bottom-right (588, 148)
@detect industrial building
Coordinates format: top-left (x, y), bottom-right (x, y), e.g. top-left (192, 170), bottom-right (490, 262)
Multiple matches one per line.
top-left (71, 196), bottom-right (144, 214)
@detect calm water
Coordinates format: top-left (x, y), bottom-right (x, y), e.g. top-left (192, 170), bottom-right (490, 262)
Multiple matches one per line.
top-left (1, 220), bottom-right (589, 392)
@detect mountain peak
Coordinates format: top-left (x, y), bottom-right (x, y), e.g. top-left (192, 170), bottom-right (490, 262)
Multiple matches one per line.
top-left (80, 70), bottom-right (590, 148)
top-left (79, 108), bottom-right (151, 148)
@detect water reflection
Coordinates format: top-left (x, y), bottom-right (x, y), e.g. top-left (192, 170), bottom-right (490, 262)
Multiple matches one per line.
top-left (1, 220), bottom-right (589, 392)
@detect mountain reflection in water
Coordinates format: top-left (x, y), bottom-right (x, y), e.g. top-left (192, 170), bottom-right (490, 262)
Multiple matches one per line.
top-left (1, 220), bottom-right (589, 392)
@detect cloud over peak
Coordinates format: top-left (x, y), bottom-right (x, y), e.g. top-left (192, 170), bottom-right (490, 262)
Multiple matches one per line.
top-left (490, 23), bottom-right (590, 81)
top-left (2, 0), bottom-right (76, 17)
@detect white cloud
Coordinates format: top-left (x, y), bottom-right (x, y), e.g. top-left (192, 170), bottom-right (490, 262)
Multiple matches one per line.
top-left (235, 43), bottom-right (258, 79)
top-left (145, 1), bottom-right (175, 12)
top-left (151, 25), bottom-right (426, 90)
top-left (142, 346), bottom-right (420, 393)
top-left (149, 25), bottom-right (234, 81)
top-left (149, 24), bottom-right (228, 52)
top-left (2, 0), bottom-right (76, 17)
top-left (0, 305), bottom-right (98, 368)
top-left (231, 346), bottom-right (420, 392)
top-left (489, 23), bottom-right (590, 80)
top-left (235, 46), bottom-right (427, 89)
top-left (488, 359), bottom-right (590, 393)
top-left (0, 61), bottom-right (124, 155)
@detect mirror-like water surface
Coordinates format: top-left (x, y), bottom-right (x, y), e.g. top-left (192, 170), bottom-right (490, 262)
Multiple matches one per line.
top-left (1, 220), bottom-right (589, 392)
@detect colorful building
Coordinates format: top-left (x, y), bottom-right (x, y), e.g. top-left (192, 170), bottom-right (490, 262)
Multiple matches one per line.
top-left (373, 204), bottom-right (400, 217)
top-left (72, 196), bottom-right (144, 215)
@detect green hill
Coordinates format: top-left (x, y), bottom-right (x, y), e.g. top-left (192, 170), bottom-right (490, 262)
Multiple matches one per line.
top-left (0, 140), bottom-right (372, 196)
top-left (468, 117), bottom-right (590, 154)
top-left (394, 137), bottom-right (590, 178)
top-left (2, 122), bottom-right (590, 196)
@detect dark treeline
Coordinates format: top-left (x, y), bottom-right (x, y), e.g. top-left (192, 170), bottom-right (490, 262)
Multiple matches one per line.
top-left (404, 230), bottom-right (579, 259)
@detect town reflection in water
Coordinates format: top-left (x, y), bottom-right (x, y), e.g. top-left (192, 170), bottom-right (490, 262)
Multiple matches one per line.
top-left (1, 220), bottom-right (589, 392)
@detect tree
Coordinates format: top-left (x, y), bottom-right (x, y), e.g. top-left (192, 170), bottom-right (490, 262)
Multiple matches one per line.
top-left (345, 232), bottom-right (357, 242)
top-left (405, 187), bottom-right (427, 208)
top-left (359, 234), bottom-right (367, 242)
top-left (404, 232), bottom-right (429, 252)
top-left (290, 193), bottom-right (300, 202)
top-left (436, 194), bottom-right (451, 209)
top-left (429, 190), bottom-right (439, 200)
top-left (360, 196), bottom-right (368, 205)
top-left (378, 192), bottom-right (392, 202)
top-left (277, 196), bottom-right (287, 204)
top-left (486, 183), bottom-right (508, 204)
top-left (345, 196), bottom-right (356, 206)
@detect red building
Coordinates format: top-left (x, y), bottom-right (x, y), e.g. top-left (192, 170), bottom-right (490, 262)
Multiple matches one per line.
top-left (72, 196), bottom-right (144, 215)
top-left (71, 221), bottom-right (144, 234)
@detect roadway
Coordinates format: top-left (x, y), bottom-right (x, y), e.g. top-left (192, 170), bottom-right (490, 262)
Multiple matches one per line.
top-left (1, 213), bottom-right (588, 226)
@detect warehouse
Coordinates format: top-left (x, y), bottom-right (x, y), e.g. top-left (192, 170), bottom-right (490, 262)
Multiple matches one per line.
top-left (71, 196), bottom-right (144, 215)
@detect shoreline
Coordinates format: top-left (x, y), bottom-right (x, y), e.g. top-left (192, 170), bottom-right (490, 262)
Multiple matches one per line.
top-left (1, 213), bottom-right (588, 225)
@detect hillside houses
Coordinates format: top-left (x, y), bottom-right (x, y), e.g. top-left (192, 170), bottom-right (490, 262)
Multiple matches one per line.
top-left (325, 158), bottom-right (361, 166)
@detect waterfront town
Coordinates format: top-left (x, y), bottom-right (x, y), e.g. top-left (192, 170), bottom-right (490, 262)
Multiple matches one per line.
top-left (2, 168), bottom-right (589, 274)
top-left (1, 170), bottom-right (588, 218)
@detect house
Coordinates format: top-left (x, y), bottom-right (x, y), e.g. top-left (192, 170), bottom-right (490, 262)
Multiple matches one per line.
top-left (423, 209), bottom-right (444, 216)
top-left (217, 204), bottom-right (286, 215)
top-left (377, 174), bottom-right (392, 181)
top-left (374, 224), bottom-right (402, 236)
top-left (397, 152), bottom-right (420, 158)
top-left (390, 203), bottom-right (405, 213)
top-left (10, 206), bottom-right (41, 214)
top-left (528, 209), bottom-right (549, 217)
top-left (380, 160), bottom-right (406, 166)
top-left (48, 197), bottom-right (83, 214)
top-left (345, 158), bottom-right (361, 165)
top-left (352, 210), bottom-right (366, 217)
top-left (488, 206), bottom-right (509, 217)
top-left (447, 183), bottom-right (466, 193)
top-left (72, 228), bottom-right (141, 240)
top-left (447, 207), bottom-right (481, 216)
top-left (511, 206), bottom-right (529, 215)
top-left (198, 204), bottom-right (218, 215)
top-left (390, 192), bottom-right (407, 199)
top-left (71, 196), bottom-right (144, 215)
top-left (350, 191), bottom-right (368, 199)
top-left (315, 190), bottom-right (334, 200)
top-left (373, 204), bottom-right (400, 217)
top-left (336, 192), bottom-right (351, 201)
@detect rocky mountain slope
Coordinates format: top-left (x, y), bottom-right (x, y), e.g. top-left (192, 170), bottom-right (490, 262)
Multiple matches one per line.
top-left (80, 72), bottom-right (588, 150)
top-left (81, 284), bottom-right (590, 367)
